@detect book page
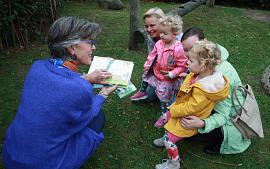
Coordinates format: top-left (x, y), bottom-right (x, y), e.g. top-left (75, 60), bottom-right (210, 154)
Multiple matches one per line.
top-left (88, 56), bottom-right (113, 74)
top-left (106, 59), bottom-right (134, 87)
top-left (88, 56), bottom-right (134, 87)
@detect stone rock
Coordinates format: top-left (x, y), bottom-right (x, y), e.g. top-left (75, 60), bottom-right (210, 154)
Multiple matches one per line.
top-left (261, 65), bottom-right (270, 96)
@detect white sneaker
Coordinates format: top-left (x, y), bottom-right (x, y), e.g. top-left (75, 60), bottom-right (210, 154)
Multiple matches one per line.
top-left (153, 137), bottom-right (165, 148)
top-left (155, 159), bottom-right (180, 169)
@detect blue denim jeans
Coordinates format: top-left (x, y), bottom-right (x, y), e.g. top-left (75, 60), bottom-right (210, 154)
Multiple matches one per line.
top-left (145, 84), bottom-right (158, 102)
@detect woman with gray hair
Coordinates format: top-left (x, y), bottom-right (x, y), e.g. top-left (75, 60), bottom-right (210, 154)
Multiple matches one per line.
top-left (2, 16), bottom-right (117, 169)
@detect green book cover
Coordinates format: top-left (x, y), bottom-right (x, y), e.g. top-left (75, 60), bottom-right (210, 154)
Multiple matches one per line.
top-left (115, 82), bottom-right (137, 99)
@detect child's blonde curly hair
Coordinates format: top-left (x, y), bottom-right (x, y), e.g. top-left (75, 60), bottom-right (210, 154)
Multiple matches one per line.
top-left (189, 40), bottom-right (221, 71)
top-left (159, 14), bottom-right (183, 35)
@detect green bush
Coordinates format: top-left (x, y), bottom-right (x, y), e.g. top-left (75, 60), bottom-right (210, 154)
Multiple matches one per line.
top-left (0, 0), bottom-right (61, 49)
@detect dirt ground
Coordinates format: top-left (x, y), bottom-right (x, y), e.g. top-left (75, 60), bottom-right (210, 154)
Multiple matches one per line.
top-left (244, 9), bottom-right (270, 24)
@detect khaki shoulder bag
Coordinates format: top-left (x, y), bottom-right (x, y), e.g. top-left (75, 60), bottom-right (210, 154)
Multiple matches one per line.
top-left (231, 84), bottom-right (264, 139)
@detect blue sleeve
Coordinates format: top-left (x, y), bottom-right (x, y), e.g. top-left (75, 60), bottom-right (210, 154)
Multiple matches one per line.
top-left (68, 78), bottom-right (106, 125)
top-left (88, 94), bottom-right (106, 117)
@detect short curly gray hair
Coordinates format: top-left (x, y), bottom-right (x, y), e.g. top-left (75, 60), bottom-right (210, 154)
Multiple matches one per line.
top-left (47, 16), bottom-right (101, 59)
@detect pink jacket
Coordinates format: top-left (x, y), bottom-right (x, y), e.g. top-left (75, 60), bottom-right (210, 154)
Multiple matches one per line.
top-left (144, 40), bottom-right (188, 81)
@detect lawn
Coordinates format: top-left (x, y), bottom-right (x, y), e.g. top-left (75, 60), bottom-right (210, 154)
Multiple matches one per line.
top-left (0, 0), bottom-right (270, 169)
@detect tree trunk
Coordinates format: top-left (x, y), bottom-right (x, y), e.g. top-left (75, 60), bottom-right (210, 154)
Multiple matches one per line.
top-left (169, 0), bottom-right (208, 17)
top-left (206, 0), bottom-right (215, 8)
top-left (128, 0), bottom-right (140, 50)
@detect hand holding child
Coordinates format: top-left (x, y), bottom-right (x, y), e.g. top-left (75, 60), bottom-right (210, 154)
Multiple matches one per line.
top-left (181, 116), bottom-right (205, 129)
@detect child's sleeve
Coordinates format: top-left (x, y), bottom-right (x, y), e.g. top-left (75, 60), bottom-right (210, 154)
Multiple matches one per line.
top-left (143, 41), bottom-right (158, 72)
top-left (169, 88), bottom-right (209, 118)
top-left (169, 47), bottom-right (188, 77)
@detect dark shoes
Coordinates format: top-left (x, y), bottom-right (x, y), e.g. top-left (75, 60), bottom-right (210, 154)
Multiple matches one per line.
top-left (203, 144), bottom-right (221, 155)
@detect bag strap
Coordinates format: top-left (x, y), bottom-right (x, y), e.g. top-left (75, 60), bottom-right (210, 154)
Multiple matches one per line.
top-left (236, 84), bottom-right (252, 96)
top-left (231, 84), bottom-right (248, 116)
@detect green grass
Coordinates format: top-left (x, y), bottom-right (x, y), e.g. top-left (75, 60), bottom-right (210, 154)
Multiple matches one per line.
top-left (1, 1), bottom-right (270, 168)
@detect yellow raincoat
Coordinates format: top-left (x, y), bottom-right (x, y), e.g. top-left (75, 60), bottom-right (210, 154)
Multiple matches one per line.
top-left (165, 71), bottom-right (229, 137)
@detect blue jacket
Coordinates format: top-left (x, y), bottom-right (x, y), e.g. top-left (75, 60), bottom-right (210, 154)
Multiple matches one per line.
top-left (2, 60), bottom-right (105, 169)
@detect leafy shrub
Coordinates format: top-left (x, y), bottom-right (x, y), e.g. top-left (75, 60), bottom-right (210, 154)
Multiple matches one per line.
top-left (0, 0), bottom-right (61, 49)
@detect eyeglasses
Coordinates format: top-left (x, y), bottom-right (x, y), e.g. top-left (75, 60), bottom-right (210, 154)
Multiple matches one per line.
top-left (81, 40), bottom-right (96, 46)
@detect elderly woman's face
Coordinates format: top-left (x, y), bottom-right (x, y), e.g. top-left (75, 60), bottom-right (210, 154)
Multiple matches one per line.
top-left (72, 41), bottom-right (96, 65)
top-left (144, 16), bottom-right (161, 39)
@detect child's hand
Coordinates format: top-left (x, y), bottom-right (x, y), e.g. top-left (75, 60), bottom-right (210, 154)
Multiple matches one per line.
top-left (179, 72), bottom-right (188, 78)
top-left (160, 70), bottom-right (169, 77)
top-left (160, 70), bottom-right (174, 79)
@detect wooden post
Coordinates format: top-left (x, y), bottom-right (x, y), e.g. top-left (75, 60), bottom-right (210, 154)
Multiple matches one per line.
top-left (128, 0), bottom-right (140, 50)
top-left (206, 0), bottom-right (215, 8)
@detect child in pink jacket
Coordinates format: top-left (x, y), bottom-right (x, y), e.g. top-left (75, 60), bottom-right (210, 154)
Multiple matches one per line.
top-left (131, 15), bottom-right (188, 122)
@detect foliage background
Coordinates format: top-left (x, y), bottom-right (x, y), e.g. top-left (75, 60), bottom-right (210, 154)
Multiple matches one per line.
top-left (0, 0), bottom-right (61, 49)
top-left (0, 0), bottom-right (270, 168)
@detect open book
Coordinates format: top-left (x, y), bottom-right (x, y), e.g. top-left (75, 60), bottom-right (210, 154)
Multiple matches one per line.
top-left (88, 56), bottom-right (134, 88)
